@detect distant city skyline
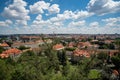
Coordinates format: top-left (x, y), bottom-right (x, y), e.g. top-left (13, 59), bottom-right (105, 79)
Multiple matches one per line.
top-left (0, 0), bottom-right (120, 34)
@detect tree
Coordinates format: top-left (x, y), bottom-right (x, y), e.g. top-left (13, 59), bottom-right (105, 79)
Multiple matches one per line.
top-left (6, 41), bottom-right (13, 47)
top-left (0, 46), bottom-right (4, 53)
top-left (0, 60), bottom-right (11, 80)
top-left (18, 45), bottom-right (29, 50)
top-left (88, 69), bottom-right (101, 80)
top-left (111, 55), bottom-right (120, 69)
top-left (97, 52), bottom-right (108, 61)
top-left (115, 39), bottom-right (120, 52)
top-left (57, 50), bottom-right (67, 66)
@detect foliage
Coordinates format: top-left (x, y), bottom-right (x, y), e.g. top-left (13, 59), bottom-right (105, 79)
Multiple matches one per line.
top-left (0, 46), bottom-right (4, 53)
top-left (88, 69), bottom-right (101, 79)
top-left (57, 50), bottom-right (67, 66)
top-left (111, 54), bottom-right (120, 69)
top-left (65, 47), bottom-right (76, 51)
top-left (0, 38), bottom-right (119, 80)
top-left (18, 45), bottom-right (30, 50)
top-left (6, 41), bottom-right (13, 47)
top-left (0, 59), bottom-right (12, 80)
top-left (97, 52), bottom-right (108, 61)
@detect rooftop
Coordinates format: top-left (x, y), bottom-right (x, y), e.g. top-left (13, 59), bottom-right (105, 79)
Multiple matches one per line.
top-left (0, 48), bottom-right (22, 58)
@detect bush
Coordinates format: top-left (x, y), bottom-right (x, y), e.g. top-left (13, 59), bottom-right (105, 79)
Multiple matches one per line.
top-left (65, 47), bottom-right (76, 51)
top-left (18, 45), bottom-right (30, 50)
top-left (88, 69), bottom-right (101, 80)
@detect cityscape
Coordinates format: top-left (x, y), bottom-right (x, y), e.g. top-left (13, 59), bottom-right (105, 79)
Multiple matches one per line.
top-left (0, 0), bottom-right (120, 80)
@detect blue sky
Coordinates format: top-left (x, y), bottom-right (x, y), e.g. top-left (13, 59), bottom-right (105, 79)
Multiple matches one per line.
top-left (0, 0), bottom-right (120, 34)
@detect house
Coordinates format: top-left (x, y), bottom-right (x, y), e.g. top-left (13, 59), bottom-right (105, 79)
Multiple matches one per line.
top-left (73, 49), bottom-right (90, 58)
top-left (0, 48), bottom-right (22, 58)
top-left (110, 70), bottom-right (119, 80)
top-left (71, 49), bottom-right (90, 62)
top-left (77, 42), bottom-right (92, 49)
top-left (36, 40), bottom-right (44, 45)
top-left (20, 36), bottom-right (41, 42)
top-left (0, 42), bottom-right (10, 49)
top-left (12, 41), bottom-right (40, 48)
top-left (45, 39), bottom-right (53, 44)
top-left (53, 44), bottom-right (64, 50)
top-left (68, 42), bottom-right (76, 48)
top-left (104, 40), bottom-right (114, 44)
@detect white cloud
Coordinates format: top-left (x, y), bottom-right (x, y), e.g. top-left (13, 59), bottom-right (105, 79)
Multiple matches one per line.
top-left (5, 20), bottom-right (13, 25)
top-left (73, 10), bottom-right (93, 20)
top-left (53, 22), bottom-right (63, 27)
top-left (0, 21), bottom-right (8, 27)
top-left (102, 17), bottom-right (120, 23)
top-left (32, 16), bottom-right (52, 27)
top-left (0, 20), bottom-right (12, 27)
top-left (48, 4), bottom-right (60, 14)
top-left (89, 22), bottom-right (99, 27)
top-left (36, 14), bottom-right (42, 21)
top-left (15, 20), bottom-right (27, 26)
top-left (50, 10), bottom-right (92, 22)
top-left (102, 17), bottom-right (120, 27)
top-left (2, 0), bottom-right (30, 20)
top-left (30, 1), bottom-right (60, 14)
top-left (87, 0), bottom-right (120, 15)
top-left (68, 20), bottom-right (85, 27)
top-left (29, 1), bottom-right (50, 14)
top-left (1, 0), bottom-right (30, 27)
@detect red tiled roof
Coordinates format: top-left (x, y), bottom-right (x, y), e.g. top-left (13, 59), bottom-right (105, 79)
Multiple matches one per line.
top-left (73, 49), bottom-right (90, 58)
top-left (105, 40), bottom-right (114, 44)
top-left (0, 48), bottom-right (22, 58)
top-left (77, 42), bottom-right (91, 48)
top-left (53, 44), bottom-right (64, 50)
top-left (0, 53), bottom-right (9, 58)
top-left (113, 70), bottom-right (119, 76)
top-left (0, 43), bottom-right (9, 47)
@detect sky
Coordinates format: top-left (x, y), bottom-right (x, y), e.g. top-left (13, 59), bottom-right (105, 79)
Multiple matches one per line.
top-left (0, 0), bottom-right (120, 34)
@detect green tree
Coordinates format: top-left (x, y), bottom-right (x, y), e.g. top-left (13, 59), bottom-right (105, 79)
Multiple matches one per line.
top-left (115, 39), bottom-right (120, 51)
top-left (57, 50), bottom-right (67, 66)
top-left (0, 46), bottom-right (4, 53)
top-left (0, 60), bottom-right (11, 80)
top-left (111, 55), bottom-right (120, 69)
top-left (97, 52), bottom-right (108, 61)
top-left (88, 69), bottom-right (101, 80)
top-left (18, 45), bottom-right (29, 50)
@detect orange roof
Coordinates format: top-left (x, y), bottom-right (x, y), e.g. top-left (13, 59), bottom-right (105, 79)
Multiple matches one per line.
top-left (105, 40), bottom-right (113, 44)
top-left (77, 42), bottom-right (91, 47)
top-left (0, 48), bottom-right (22, 58)
top-left (53, 44), bottom-right (64, 50)
top-left (73, 49), bottom-right (90, 58)
top-left (0, 43), bottom-right (9, 47)
top-left (0, 53), bottom-right (9, 58)
top-left (113, 70), bottom-right (119, 76)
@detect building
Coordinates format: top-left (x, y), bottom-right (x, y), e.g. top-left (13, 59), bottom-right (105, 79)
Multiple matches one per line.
top-left (77, 42), bottom-right (92, 49)
top-left (53, 44), bottom-right (64, 50)
top-left (0, 48), bottom-right (22, 58)
top-left (73, 49), bottom-right (90, 58)
top-left (12, 41), bottom-right (40, 48)
top-left (0, 42), bottom-right (10, 49)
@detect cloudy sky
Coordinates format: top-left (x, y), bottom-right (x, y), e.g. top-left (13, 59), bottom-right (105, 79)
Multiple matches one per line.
top-left (0, 0), bottom-right (120, 34)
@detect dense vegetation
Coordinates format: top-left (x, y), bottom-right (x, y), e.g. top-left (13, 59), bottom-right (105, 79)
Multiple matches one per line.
top-left (0, 39), bottom-right (120, 80)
